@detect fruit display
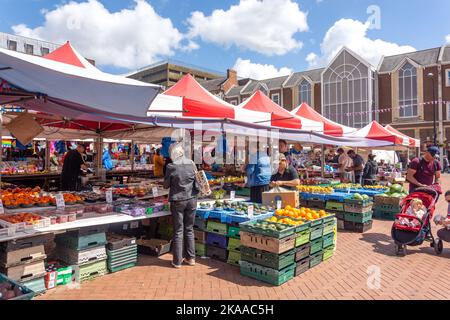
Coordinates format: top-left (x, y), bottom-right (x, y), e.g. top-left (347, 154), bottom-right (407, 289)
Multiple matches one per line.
top-left (267, 216), bottom-right (305, 226)
top-left (112, 187), bottom-right (147, 198)
top-left (335, 183), bottom-right (362, 190)
top-left (198, 200), bottom-right (271, 215)
top-left (62, 193), bottom-right (84, 205)
top-left (250, 220), bottom-right (292, 232)
top-left (363, 185), bottom-right (388, 190)
top-left (1, 187), bottom-right (42, 208)
top-left (377, 184), bottom-right (408, 198)
top-left (0, 212), bottom-right (45, 226)
top-left (0, 278), bottom-right (31, 300)
top-left (211, 189), bottom-right (226, 200)
top-left (351, 193), bottom-right (370, 201)
top-left (209, 176), bottom-right (245, 186)
top-left (296, 185), bottom-right (334, 194)
top-left (275, 205), bottom-right (329, 221)
top-left (299, 178), bottom-right (335, 186)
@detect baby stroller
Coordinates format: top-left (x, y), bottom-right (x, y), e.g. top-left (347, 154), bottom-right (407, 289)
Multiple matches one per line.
top-left (391, 187), bottom-right (439, 256)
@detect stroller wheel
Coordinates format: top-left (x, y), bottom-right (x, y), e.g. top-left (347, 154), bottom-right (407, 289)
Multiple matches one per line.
top-left (395, 243), bottom-right (406, 256)
top-left (434, 238), bottom-right (443, 255)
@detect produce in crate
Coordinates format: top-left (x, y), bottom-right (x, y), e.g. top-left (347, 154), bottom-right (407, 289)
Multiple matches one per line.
top-left (0, 279), bottom-right (29, 300)
top-left (211, 189), bottom-right (226, 200)
top-left (335, 183), bottom-right (362, 189)
top-left (296, 185), bottom-right (334, 194)
top-left (0, 212), bottom-right (44, 225)
top-left (251, 220), bottom-right (291, 231)
top-left (378, 184), bottom-right (408, 198)
top-left (363, 185), bottom-right (387, 190)
top-left (267, 216), bottom-right (305, 226)
top-left (351, 193), bottom-right (370, 201)
top-left (275, 205), bottom-right (328, 221)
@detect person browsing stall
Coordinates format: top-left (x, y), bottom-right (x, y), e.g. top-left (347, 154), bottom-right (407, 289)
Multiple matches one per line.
top-left (270, 154), bottom-right (300, 190)
top-left (346, 150), bottom-right (365, 185)
top-left (61, 144), bottom-right (87, 191)
top-left (406, 146), bottom-right (441, 194)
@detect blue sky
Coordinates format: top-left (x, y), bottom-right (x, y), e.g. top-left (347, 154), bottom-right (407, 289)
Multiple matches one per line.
top-left (0, 0), bottom-right (449, 78)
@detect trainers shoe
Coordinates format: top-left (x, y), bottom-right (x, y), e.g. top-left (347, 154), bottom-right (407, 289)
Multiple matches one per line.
top-left (184, 259), bottom-right (196, 266)
top-left (171, 262), bottom-right (182, 269)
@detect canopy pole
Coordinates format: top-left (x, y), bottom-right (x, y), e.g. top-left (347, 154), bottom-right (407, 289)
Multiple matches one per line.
top-left (45, 139), bottom-right (50, 171)
top-left (321, 145), bottom-right (325, 178)
top-left (130, 140), bottom-right (135, 175)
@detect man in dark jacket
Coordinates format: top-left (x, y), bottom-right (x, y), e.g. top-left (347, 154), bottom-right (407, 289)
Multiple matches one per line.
top-left (61, 144), bottom-right (86, 191)
top-left (362, 154), bottom-right (378, 185)
top-left (163, 143), bottom-right (199, 268)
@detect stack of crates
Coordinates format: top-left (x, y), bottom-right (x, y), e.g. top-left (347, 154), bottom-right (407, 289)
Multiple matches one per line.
top-left (45, 261), bottom-right (73, 289)
top-left (325, 192), bottom-right (352, 231)
top-left (373, 195), bottom-right (402, 221)
top-left (55, 226), bottom-right (108, 283)
top-left (343, 198), bottom-right (373, 233)
top-left (0, 235), bottom-right (48, 294)
top-left (205, 209), bottom-right (228, 262)
top-left (106, 234), bottom-right (137, 273)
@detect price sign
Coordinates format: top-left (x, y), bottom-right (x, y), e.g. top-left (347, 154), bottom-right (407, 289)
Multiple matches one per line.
top-left (230, 191), bottom-right (236, 200)
top-left (247, 204), bottom-right (254, 219)
top-left (276, 200), bottom-right (282, 210)
top-left (130, 221), bottom-right (139, 229)
top-left (0, 199), bottom-right (4, 214)
top-left (152, 187), bottom-right (159, 197)
top-left (55, 193), bottom-right (65, 209)
top-left (220, 180), bottom-right (224, 188)
top-left (106, 189), bottom-right (113, 204)
top-left (93, 186), bottom-right (100, 194)
top-left (244, 176), bottom-right (248, 184)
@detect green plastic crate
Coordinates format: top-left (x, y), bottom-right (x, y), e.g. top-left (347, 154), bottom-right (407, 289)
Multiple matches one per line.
top-left (240, 260), bottom-right (295, 286)
top-left (21, 277), bottom-right (46, 294)
top-left (194, 217), bottom-right (207, 231)
top-left (373, 209), bottom-right (396, 221)
top-left (195, 243), bottom-right (206, 256)
top-left (227, 238), bottom-right (241, 252)
top-left (322, 232), bottom-right (335, 249)
top-left (235, 187), bottom-right (251, 197)
top-left (227, 250), bottom-right (241, 267)
top-left (323, 245), bottom-right (335, 261)
top-left (55, 233), bottom-right (106, 251)
top-left (326, 201), bottom-right (344, 212)
top-left (309, 251), bottom-right (323, 268)
top-left (344, 211), bottom-right (373, 224)
top-left (109, 262), bottom-right (136, 273)
top-left (295, 257), bottom-right (310, 277)
top-left (295, 229), bottom-right (311, 247)
top-left (322, 218), bottom-right (337, 236)
top-left (344, 198), bottom-right (372, 206)
top-left (240, 246), bottom-right (295, 270)
top-left (228, 226), bottom-right (241, 239)
top-left (295, 243), bottom-right (310, 262)
top-left (74, 260), bottom-right (108, 283)
top-left (374, 203), bottom-right (402, 213)
top-left (206, 220), bottom-right (228, 235)
top-left (309, 238), bottom-right (323, 255)
top-left (239, 220), bottom-right (296, 239)
top-left (310, 224), bottom-right (323, 241)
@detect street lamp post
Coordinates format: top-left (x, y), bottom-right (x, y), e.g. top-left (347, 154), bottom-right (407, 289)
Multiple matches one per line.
top-left (427, 73), bottom-right (437, 146)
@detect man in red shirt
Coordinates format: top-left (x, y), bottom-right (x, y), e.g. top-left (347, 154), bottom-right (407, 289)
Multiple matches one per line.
top-left (406, 146), bottom-right (441, 194)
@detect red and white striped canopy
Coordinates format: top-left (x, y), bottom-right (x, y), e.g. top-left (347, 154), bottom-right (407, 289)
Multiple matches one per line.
top-left (237, 91), bottom-right (323, 130)
top-left (350, 121), bottom-right (410, 146)
top-left (385, 125), bottom-right (420, 148)
top-left (291, 103), bottom-right (356, 136)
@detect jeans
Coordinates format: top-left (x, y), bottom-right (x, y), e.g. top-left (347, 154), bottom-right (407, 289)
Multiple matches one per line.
top-left (250, 185), bottom-right (269, 204)
top-left (354, 173), bottom-right (363, 185)
top-left (170, 198), bottom-right (197, 265)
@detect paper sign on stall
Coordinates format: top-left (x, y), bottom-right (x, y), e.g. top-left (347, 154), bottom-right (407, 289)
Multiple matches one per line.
top-left (0, 200), bottom-right (4, 214)
top-left (106, 190), bottom-right (113, 204)
top-left (276, 200), bottom-right (282, 210)
top-left (152, 187), bottom-right (159, 197)
top-left (247, 205), bottom-right (254, 219)
top-left (55, 193), bottom-right (65, 209)
top-left (230, 191), bottom-right (236, 200)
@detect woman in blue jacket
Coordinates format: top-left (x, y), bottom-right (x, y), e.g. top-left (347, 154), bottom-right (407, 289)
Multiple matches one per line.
top-left (246, 143), bottom-right (272, 203)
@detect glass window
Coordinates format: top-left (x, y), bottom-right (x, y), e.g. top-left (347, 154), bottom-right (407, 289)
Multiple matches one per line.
top-left (447, 103), bottom-right (450, 120)
top-left (271, 93), bottom-right (280, 105)
top-left (298, 79), bottom-right (312, 105)
top-left (7, 40), bottom-right (17, 51)
top-left (398, 62), bottom-right (418, 118)
top-left (446, 70), bottom-right (450, 87)
top-left (25, 44), bottom-right (34, 55)
top-left (322, 50), bottom-right (372, 128)
top-left (41, 47), bottom-right (50, 56)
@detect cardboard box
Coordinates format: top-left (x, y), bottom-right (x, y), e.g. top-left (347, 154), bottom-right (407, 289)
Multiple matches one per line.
top-left (262, 188), bottom-right (299, 208)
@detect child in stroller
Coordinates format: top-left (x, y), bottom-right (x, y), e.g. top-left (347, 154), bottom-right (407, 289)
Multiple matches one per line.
top-left (391, 187), bottom-right (438, 256)
top-left (432, 190), bottom-right (450, 254)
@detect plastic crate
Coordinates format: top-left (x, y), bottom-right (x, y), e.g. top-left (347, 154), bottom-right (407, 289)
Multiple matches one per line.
top-left (295, 257), bottom-right (310, 277)
top-left (239, 220), bottom-right (296, 239)
top-left (206, 245), bottom-right (228, 262)
top-left (344, 220), bottom-right (373, 233)
top-left (107, 245), bottom-right (138, 260)
top-left (195, 243), bottom-right (206, 257)
top-left (73, 260), bottom-right (108, 283)
top-left (373, 195), bottom-right (402, 206)
top-left (55, 232), bottom-right (107, 251)
top-left (195, 208), bottom-right (211, 220)
top-left (337, 219), bottom-right (345, 230)
top-left (239, 231), bottom-right (295, 254)
top-left (227, 238), bottom-right (241, 252)
top-left (310, 224), bottom-right (323, 241)
top-left (295, 228), bottom-right (311, 247)
top-left (326, 192), bottom-right (352, 202)
top-left (194, 230), bottom-right (207, 243)
top-left (306, 199), bottom-right (326, 210)
top-left (206, 220), bottom-right (228, 235)
top-left (344, 211), bottom-right (373, 224)
top-left (193, 217), bottom-right (207, 231)
top-left (20, 276), bottom-right (46, 294)
top-left (295, 243), bottom-right (310, 262)
top-left (374, 203), bottom-right (402, 213)
top-left (227, 250), bottom-right (241, 267)
top-left (240, 246), bottom-right (295, 270)
top-left (322, 219), bottom-right (337, 236)
top-left (67, 225), bottom-right (109, 237)
top-left (56, 245), bottom-right (106, 266)
top-left (372, 210), bottom-right (396, 220)
top-left (323, 245), bottom-right (335, 261)
top-left (0, 245), bottom-right (46, 268)
top-left (309, 238), bottom-right (323, 255)
top-left (333, 211), bottom-right (345, 220)
top-left (222, 211), bottom-right (274, 225)
top-left (344, 198), bottom-right (372, 206)
top-left (322, 232), bottom-right (335, 249)
top-left (136, 238), bottom-right (171, 256)
top-left (344, 202), bottom-right (373, 214)
top-left (0, 225), bottom-right (16, 239)
top-left (0, 273), bottom-right (35, 300)
top-left (1, 260), bottom-right (46, 283)
top-left (227, 226), bottom-right (240, 239)
top-left (107, 255), bottom-right (137, 268)
top-left (300, 193), bottom-right (328, 201)
top-left (326, 201), bottom-right (344, 212)
top-left (206, 233), bottom-right (228, 249)
top-left (239, 260), bottom-right (295, 286)
top-left (108, 262), bottom-right (136, 273)
top-left (309, 251), bottom-right (323, 268)
top-left (106, 234), bottom-right (136, 251)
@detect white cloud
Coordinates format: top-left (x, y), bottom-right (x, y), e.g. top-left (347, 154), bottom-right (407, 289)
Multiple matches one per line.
top-left (233, 58), bottom-right (292, 80)
top-left (446, 34), bottom-right (450, 44)
top-left (187, 0), bottom-right (308, 56)
top-left (306, 19), bottom-right (415, 68)
top-left (12, 0), bottom-right (184, 69)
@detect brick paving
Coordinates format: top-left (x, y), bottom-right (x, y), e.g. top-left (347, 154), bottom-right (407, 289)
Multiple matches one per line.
top-left (38, 177), bottom-right (450, 300)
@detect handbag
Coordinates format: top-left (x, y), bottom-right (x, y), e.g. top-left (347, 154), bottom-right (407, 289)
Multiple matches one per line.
top-left (192, 162), bottom-right (212, 196)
